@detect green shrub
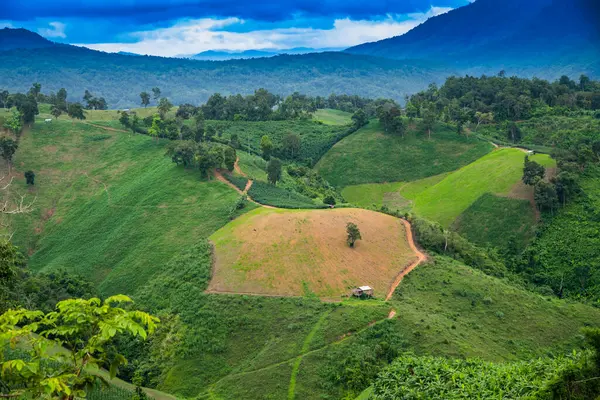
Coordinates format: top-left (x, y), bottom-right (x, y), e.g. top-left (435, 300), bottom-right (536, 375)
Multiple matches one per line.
top-left (223, 174), bottom-right (248, 191)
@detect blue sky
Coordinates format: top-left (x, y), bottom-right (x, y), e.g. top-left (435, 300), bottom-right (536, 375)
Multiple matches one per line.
top-left (2, 0), bottom-right (473, 56)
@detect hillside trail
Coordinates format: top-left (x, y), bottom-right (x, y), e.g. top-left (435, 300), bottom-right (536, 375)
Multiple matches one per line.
top-left (212, 158), bottom-right (276, 209)
top-left (385, 219), bottom-right (428, 301)
top-left (81, 121), bottom-right (129, 133)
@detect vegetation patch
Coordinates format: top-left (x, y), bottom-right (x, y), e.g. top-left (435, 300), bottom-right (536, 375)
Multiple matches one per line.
top-left (316, 121), bottom-right (493, 188)
top-left (248, 180), bottom-right (324, 209)
top-left (209, 207), bottom-right (417, 298)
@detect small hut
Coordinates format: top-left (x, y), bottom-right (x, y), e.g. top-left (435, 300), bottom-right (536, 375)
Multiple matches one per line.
top-left (352, 286), bottom-right (374, 298)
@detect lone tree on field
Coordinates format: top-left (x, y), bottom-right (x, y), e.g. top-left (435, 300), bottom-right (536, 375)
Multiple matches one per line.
top-left (522, 156), bottom-right (545, 185)
top-left (140, 91), bottom-right (150, 107)
top-left (158, 97), bottom-right (173, 119)
top-left (267, 158), bottom-right (282, 185)
top-left (67, 103), bottom-right (86, 120)
top-left (260, 135), bottom-right (273, 160)
top-left (421, 106), bottom-right (436, 139)
top-left (224, 146), bottom-right (237, 172)
top-left (346, 222), bottom-right (362, 248)
top-left (24, 170), bottom-right (35, 185)
top-left (0, 137), bottom-right (18, 169)
top-left (50, 104), bottom-right (62, 119)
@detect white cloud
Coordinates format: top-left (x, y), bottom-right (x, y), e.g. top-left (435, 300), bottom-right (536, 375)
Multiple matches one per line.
top-left (38, 21), bottom-right (66, 38)
top-left (78, 6), bottom-right (453, 57)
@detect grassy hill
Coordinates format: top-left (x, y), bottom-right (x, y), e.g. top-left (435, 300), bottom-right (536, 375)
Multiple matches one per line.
top-left (412, 148), bottom-right (555, 227)
top-left (9, 118), bottom-right (253, 296)
top-left (209, 207), bottom-right (417, 299)
top-left (316, 121), bottom-right (493, 188)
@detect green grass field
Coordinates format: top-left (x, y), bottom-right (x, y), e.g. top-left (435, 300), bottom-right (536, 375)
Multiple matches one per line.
top-left (236, 150), bottom-right (268, 181)
top-left (9, 119), bottom-right (254, 296)
top-left (37, 104), bottom-right (177, 121)
top-left (316, 121), bottom-right (493, 188)
top-left (313, 109), bottom-right (352, 125)
top-left (452, 193), bottom-right (537, 251)
top-left (412, 149), bottom-right (555, 227)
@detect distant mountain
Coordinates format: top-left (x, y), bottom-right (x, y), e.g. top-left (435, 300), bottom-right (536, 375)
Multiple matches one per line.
top-left (117, 51), bottom-right (142, 57)
top-left (0, 27), bottom-right (56, 51)
top-left (184, 47), bottom-right (342, 61)
top-left (346, 0), bottom-right (600, 78)
top-left (0, 33), bottom-right (451, 108)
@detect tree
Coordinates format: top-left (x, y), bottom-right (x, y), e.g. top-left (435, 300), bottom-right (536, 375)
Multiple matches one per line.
top-left (0, 240), bottom-right (23, 286)
top-left (323, 195), bottom-right (336, 206)
top-left (3, 109), bottom-right (22, 135)
top-left (166, 140), bottom-right (197, 168)
top-left (224, 146), bottom-right (237, 172)
top-left (119, 111), bottom-right (130, 128)
top-left (175, 103), bottom-right (197, 120)
top-left (205, 125), bottom-right (216, 142)
top-left (553, 171), bottom-right (579, 206)
top-left (28, 83), bottom-right (41, 100)
top-left (0, 295), bottom-right (158, 400)
top-left (151, 87), bottom-right (161, 101)
top-left (0, 138), bottom-right (18, 168)
top-left (351, 109), bottom-right (368, 129)
top-left (148, 115), bottom-right (162, 141)
top-left (534, 180), bottom-right (558, 214)
top-left (390, 116), bottom-right (406, 137)
top-left (346, 222), bottom-right (362, 248)
top-left (50, 104), bottom-right (63, 119)
top-left (193, 112), bottom-right (205, 142)
top-left (260, 135), bottom-right (273, 160)
top-left (474, 111), bottom-right (493, 132)
top-left (140, 91), bottom-right (150, 108)
top-left (282, 133), bottom-right (301, 159)
top-left (24, 170), bottom-right (35, 186)
top-left (157, 98), bottom-right (173, 119)
top-left (56, 88), bottom-right (68, 111)
top-left (522, 156), bottom-right (546, 185)
top-left (67, 103), bottom-right (86, 120)
top-left (130, 114), bottom-right (140, 136)
top-left (507, 122), bottom-right (522, 143)
top-left (421, 107), bottom-right (436, 139)
top-left (267, 158), bottom-right (282, 185)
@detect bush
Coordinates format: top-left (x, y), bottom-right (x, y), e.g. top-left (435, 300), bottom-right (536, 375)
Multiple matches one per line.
top-left (223, 174), bottom-right (248, 192)
top-left (323, 195), bottom-right (336, 205)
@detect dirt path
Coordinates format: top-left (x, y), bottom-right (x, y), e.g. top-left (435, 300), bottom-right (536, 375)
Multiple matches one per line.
top-left (385, 219), bottom-right (427, 301)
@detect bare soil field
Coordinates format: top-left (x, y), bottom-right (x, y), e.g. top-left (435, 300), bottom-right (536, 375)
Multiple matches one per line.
top-left (208, 208), bottom-right (418, 299)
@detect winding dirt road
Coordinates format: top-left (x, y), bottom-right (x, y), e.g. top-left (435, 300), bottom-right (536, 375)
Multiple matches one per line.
top-left (385, 219), bottom-right (427, 301)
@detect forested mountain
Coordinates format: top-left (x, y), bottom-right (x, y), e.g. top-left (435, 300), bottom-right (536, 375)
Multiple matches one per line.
top-left (0, 27), bottom-right (55, 51)
top-left (0, 31), bottom-right (449, 108)
top-left (347, 0), bottom-right (600, 78)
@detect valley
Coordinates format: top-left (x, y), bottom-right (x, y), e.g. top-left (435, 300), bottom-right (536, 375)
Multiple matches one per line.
top-left (1, 1), bottom-right (600, 398)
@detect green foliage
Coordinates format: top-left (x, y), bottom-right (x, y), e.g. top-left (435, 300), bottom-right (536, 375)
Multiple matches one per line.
top-left (371, 353), bottom-right (581, 399)
top-left (267, 158), bottom-right (282, 185)
top-left (0, 240), bottom-right (24, 287)
top-left (0, 296), bottom-right (158, 399)
top-left (316, 121), bottom-right (492, 188)
top-left (67, 103), bottom-right (86, 120)
top-left (157, 98), bottom-right (172, 119)
top-left (0, 137), bottom-right (18, 166)
top-left (3, 109), bottom-right (22, 135)
top-left (351, 109), bottom-right (368, 129)
top-left (209, 119), bottom-right (350, 166)
top-left (346, 222), bottom-right (361, 248)
top-left (523, 155), bottom-right (546, 185)
top-left (248, 180), bottom-right (324, 209)
top-left (260, 135), bottom-right (273, 160)
top-left (223, 146), bottom-right (236, 172)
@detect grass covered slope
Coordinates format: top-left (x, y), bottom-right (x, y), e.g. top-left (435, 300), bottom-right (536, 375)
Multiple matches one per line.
top-left (209, 207), bottom-right (417, 298)
top-left (10, 119), bottom-right (252, 296)
top-left (392, 257), bottom-right (600, 361)
top-left (412, 149), bottom-right (555, 227)
top-left (452, 193), bottom-right (536, 251)
top-left (316, 121), bottom-right (493, 188)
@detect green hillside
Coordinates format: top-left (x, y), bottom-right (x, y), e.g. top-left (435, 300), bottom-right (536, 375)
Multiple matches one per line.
top-left (316, 121), bottom-right (493, 188)
top-left (412, 149), bottom-right (555, 227)
top-left (9, 119), bottom-right (253, 296)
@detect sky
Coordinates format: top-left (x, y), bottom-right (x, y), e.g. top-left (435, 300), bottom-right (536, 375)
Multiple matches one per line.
top-left (2, 0), bottom-right (473, 57)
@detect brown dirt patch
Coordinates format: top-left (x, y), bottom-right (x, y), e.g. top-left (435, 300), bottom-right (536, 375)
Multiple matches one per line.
top-left (208, 208), bottom-right (419, 299)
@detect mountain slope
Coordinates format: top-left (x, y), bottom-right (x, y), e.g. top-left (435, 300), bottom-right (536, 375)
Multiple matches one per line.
top-left (346, 0), bottom-right (599, 78)
top-left (0, 27), bottom-right (55, 51)
top-left (0, 36), bottom-right (450, 107)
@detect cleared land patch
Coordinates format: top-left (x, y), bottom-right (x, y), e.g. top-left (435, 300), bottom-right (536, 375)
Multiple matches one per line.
top-left (313, 109), bottom-right (352, 125)
top-left (316, 121), bottom-right (493, 188)
top-left (209, 207), bottom-right (417, 299)
top-left (412, 149), bottom-right (555, 227)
